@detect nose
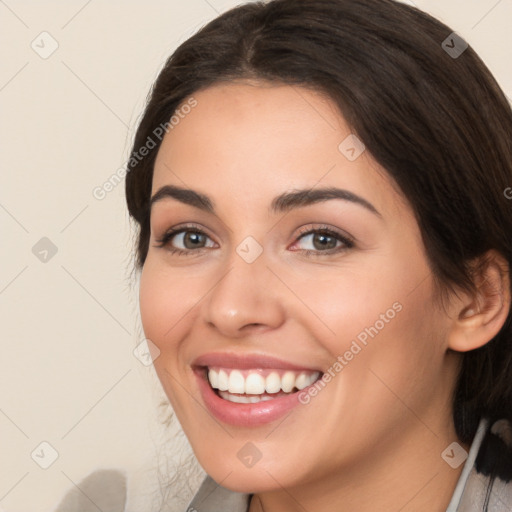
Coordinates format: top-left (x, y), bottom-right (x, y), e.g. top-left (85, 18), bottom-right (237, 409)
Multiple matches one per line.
top-left (201, 251), bottom-right (286, 338)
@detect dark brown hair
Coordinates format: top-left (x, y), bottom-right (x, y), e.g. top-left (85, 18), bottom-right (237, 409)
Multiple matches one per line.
top-left (125, 0), bottom-right (512, 449)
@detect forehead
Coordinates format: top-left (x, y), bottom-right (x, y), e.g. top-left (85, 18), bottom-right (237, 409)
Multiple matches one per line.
top-left (152, 81), bottom-right (407, 217)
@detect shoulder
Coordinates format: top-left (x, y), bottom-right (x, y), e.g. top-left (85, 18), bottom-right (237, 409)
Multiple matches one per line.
top-left (475, 418), bottom-right (512, 482)
top-left (454, 417), bottom-right (512, 511)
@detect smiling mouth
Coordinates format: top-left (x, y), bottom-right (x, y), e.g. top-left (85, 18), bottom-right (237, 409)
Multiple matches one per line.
top-left (204, 367), bottom-right (322, 403)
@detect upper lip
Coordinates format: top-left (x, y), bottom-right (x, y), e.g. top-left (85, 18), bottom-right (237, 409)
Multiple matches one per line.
top-left (192, 352), bottom-right (323, 372)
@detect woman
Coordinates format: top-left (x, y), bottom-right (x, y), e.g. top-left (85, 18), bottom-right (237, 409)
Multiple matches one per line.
top-left (125, 0), bottom-right (512, 510)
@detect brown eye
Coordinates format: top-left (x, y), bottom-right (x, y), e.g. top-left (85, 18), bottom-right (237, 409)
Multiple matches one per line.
top-left (154, 226), bottom-right (216, 255)
top-left (292, 226), bottom-right (354, 257)
top-left (297, 231), bottom-right (341, 251)
top-left (181, 231), bottom-right (208, 249)
top-left (311, 233), bottom-right (338, 250)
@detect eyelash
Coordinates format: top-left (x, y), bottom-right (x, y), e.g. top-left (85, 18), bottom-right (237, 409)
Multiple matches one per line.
top-left (153, 223), bottom-right (355, 258)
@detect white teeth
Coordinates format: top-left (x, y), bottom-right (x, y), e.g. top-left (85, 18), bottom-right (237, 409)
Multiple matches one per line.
top-left (207, 368), bottom-right (321, 396)
top-left (218, 390), bottom-right (291, 403)
top-left (295, 373), bottom-right (312, 390)
top-left (265, 372), bottom-right (281, 394)
top-left (208, 368), bottom-right (218, 389)
top-left (228, 370), bottom-right (245, 394)
top-left (245, 373), bottom-right (266, 394)
top-left (217, 369), bottom-right (229, 391)
top-left (226, 393), bottom-right (250, 403)
top-left (281, 371), bottom-right (296, 392)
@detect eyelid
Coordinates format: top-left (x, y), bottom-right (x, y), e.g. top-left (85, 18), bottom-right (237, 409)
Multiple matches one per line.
top-left (294, 224), bottom-right (354, 243)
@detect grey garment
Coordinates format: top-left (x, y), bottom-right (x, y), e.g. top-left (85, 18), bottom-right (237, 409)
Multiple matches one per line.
top-left (185, 476), bottom-right (251, 512)
top-left (186, 417), bottom-right (512, 512)
top-left (54, 469), bottom-right (127, 512)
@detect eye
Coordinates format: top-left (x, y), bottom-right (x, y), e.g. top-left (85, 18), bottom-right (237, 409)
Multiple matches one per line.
top-left (153, 223), bottom-right (354, 258)
top-left (153, 224), bottom-right (216, 256)
top-left (290, 225), bottom-right (354, 256)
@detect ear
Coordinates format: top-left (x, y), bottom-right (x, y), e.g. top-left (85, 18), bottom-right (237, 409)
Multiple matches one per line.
top-left (447, 249), bottom-right (511, 352)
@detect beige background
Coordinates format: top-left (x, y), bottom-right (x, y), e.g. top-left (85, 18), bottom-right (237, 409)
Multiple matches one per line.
top-left (0, 1), bottom-right (511, 511)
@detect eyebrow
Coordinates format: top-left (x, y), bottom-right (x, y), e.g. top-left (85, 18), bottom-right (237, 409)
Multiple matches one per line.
top-left (150, 184), bottom-right (381, 217)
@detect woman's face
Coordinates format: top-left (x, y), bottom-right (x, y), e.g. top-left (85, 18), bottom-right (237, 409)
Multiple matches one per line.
top-left (139, 81), bottom-right (461, 492)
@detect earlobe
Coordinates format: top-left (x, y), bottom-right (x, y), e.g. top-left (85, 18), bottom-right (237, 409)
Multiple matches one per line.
top-left (447, 250), bottom-right (511, 353)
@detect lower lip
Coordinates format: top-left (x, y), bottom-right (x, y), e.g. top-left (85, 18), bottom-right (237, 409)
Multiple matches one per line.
top-left (194, 368), bottom-right (312, 427)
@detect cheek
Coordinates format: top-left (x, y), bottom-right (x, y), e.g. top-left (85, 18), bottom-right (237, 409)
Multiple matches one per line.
top-left (336, 273), bottom-right (444, 415)
top-left (138, 260), bottom-right (201, 412)
top-left (290, 248), bottom-right (441, 381)
top-left (139, 264), bottom-right (167, 344)
top-left (284, 262), bottom-right (408, 356)
top-left (138, 259), bottom-right (194, 352)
